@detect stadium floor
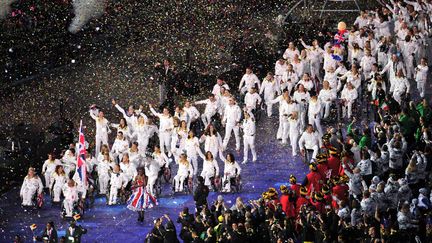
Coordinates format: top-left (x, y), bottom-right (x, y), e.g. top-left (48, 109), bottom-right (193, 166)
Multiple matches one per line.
top-left (0, 115), bottom-right (309, 242)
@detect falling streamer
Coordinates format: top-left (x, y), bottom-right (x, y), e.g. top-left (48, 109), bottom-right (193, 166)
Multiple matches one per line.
top-left (68, 0), bottom-right (106, 34)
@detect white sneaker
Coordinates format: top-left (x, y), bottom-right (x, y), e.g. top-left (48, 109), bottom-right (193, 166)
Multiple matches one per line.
top-left (242, 160), bottom-right (248, 164)
top-left (252, 158), bottom-right (257, 162)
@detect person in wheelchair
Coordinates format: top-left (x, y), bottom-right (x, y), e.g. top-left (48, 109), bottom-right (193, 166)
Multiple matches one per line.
top-left (218, 150), bottom-right (242, 193)
top-left (62, 179), bottom-right (79, 218)
top-left (197, 148), bottom-right (220, 191)
top-left (318, 80), bottom-right (337, 120)
top-left (20, 167), bottom-right (44, 207)
top-left (50, 165), bottom-right (67, 204)
top-left (145, 146), bottom-right (169, 197)
top-left (341, 82), bottom-right (358, 119)
top-left (108, 164), bottom-right (128, 205)
top-left (172, 152), bottom-right (194, 193)
top-left (298, 124), bottom-right (322, 161)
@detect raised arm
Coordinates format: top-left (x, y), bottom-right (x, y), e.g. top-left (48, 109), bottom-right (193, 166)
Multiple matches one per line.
top-left (196, 146), bottom-right (206, 160)
top-left (149, 105), bottom-right (161, 118)
top-left (89, 109), bottom-right (97, 120)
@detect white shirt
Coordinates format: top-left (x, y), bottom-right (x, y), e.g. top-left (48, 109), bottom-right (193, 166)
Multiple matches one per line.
top-left (282, 48), bottom-right (300, 61)
top-left (89, 110), bottom-right (109, 134)
top-left (112, 138), bottom-right (129, 155)
top-left (212, 83), bottom-right (230, 96)
top-left (318, 88), bottom-right (336, 103)
top-left (298, 131), bottom-right (321, 150)
top-left (42, 159), bottom-right (61, 174)
top-left (260, 78), bottom-right (278, 99)
top-left (341, 87), bottom-right (358, 102)
top-left (195, 99), bottom-right (220, 115)
top-left (416, 64), bottom-right (429, 82)
top-left (239, 73), bottom-right (261, 91)
top-left (242, 116), bottom-right (256, 136)
top-left (150, 108), bottom-right (174, 132)
top-left (223, 104), bottom-right (241, 125)
top-left (244, 92), bottom-right (262, 110)
top-left (183, 105), bottom-right (200, 121)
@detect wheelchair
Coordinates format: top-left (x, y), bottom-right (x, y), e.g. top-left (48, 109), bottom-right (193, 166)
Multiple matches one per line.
top-left (172, 174), bottom-right (194, 194)
top-left (210, 175), bottom-right (222, 192)
top-left (61, 199), bottom-right (84, 219)
top-left (154, 165), bottom-right (172, 197)
top-left (222, 174), bottom-right (242, 193)
top-left (301, 148), bottom-right (315, 165)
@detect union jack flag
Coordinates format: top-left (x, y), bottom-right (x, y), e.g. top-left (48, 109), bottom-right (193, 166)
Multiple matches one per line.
top-left (74, 120), bottom-right (87, 186)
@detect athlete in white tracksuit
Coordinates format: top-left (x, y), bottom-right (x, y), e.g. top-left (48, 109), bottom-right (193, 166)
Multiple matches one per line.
top-left (173, 152), bottom-right (194, 192)
top-left (222, 98), bottom-right (242, 151)
top-left (112, 99), bottom-right (142, 135)
top-left (244, 88), bottom-right (262, 113)
top-left (288, 112), bottom-right (301, 156)
top-left (392, 70), bottom-right (410, 105)
top-left (150, 105), bottom-right (174, 156)
top-left (300, 39), bottom-right (324, 82)
top-left (259, 73), bottom-right (278, 117)
top-left (241, 110), bottom-right (257, 163)
top-left (360, 50), bottom-right (376, 80)
top-left (62, 180), bottom-right (79, 217)
top-left (401, 36), bottom-right (418, 80)
top-left (171, 124), bottom-right (188, 153)
top-left (298, 125), bottom-right (321, 160)
top-left (415, 58), bottom-right (429, 98)
top-left (238, 68), bottom-right (261, 94)
top-left (219, 150), bottom-right (242, 192)
top-left (50, 165), bottom-right (67, 203)
top-left (279, 96), bottom-right (300, 144)
top-left (111, 132), bottom-right (129, 162)
top-left (132, 116), bottom-right (158, 156)
top-left (318, 81), bottom-right (336, 119)
top-left (183, 100), bottom-right (200, 129)
top-left (61, 149), bottom-right (76, 176)
top-left (41, 154), bottom-right (61, 189)
top-left (380, 55), bottom-right (406, 94)
top-left (195, 94), bottom-right (220, 127)
top-left (308, 96), bottom-right (323, 136)
top-left (270, 91), bottom-right (290, 140)
top-left (341, 82), bottom-right (358, 119)
top-left (108, 164), bottom-right (128, 205)
top-left (293, 85), bottom-right (311, 131)
top-left (146, 150), bottom-right (167, 196)
top-left (184, 132), bottom-right (200, 175)
top-left (97, 153), bottom-right (115, 195)
top-left (281, 65), bottom-right (299, 94)
top-left (20, 168), bottom-right (43, 206)
top-left (120, 154), bottom-right (138, 184)
top-left (274, 59), bottom-right (288, 86)
top-left (89, 107), bottom-right (110, 157)
top-left (199, 124), bottom-right (223, 160)
top-left (197, 149), bottom-right (220, 187)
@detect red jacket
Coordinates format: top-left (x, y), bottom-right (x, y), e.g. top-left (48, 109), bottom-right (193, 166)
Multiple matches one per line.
top-left (317, 163), bottom-right (329, 180)
top-left (306, 171), bottom-right (323, 194)
top-left (290, 184), bottom-right (301, 198)
top-left (339, 156), bottom-right (355, 176)
top-left (332, 184), bottom-right (349, 208)
top-left (296, 196), bottom-right (310, 214)
top-left (280, 195), bottom-right (296, 218)
top-left (327, 156), bottom-right (341, 177)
